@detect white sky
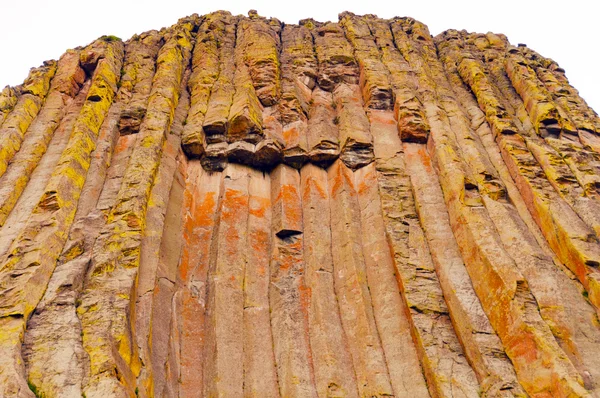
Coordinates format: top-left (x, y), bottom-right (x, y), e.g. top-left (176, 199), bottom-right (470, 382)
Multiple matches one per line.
top-left (1, 0), bottom-right (598, 112)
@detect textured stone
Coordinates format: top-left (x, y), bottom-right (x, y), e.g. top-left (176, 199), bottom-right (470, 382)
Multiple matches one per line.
top-left (0, 62), bottom-right (57, 180)
top-left (0, 38), bottom-right (123, 397)
top-left (3, 10), bottom-right (600, 398)
top-left (300, 163), bottom-right (358, 397)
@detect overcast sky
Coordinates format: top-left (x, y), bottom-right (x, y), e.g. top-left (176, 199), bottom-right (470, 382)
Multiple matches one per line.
top-left (1, 0), bottom-right (598, 112)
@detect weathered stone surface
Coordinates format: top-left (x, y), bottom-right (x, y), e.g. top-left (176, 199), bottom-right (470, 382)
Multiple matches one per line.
top-left (436, 29), bottom-right (600, 395)
top-left (174, 161), bottom-right (221, 397)
top-left (0, 62), bottom-right (57, 180)
top-left (328, 160), bottom-right (394, 397)
top-left (339, 12), bottom-right (393, 110)
top-left (269, 164), bottom-right (317, 397)
top-left (370, 110), bottom-right (481, 396)
top-left (0, 50), bottom-right (84, 227)
top-left (0, 37), bottom-right (123, 397)
top-left (5, 10), bottom-right (600, 398)
top-left (306, 87), bottom-right (340, 165)
top-left (77, 19), bottom-right (193, 396)
top-left (201, 12), bottom-right (238, 142)
top-left (279, 24), bottom-right (314, 168)
top-left (333, 83), bottom-right (374, 169)
top-left (0, 86), bottom-right (19, 127)
top-left (243, 168), bottom-right (279, 397)
top-left (300, 163), bottom-right (358, 397)
top-left (354, 163), bottom-right (430, 397)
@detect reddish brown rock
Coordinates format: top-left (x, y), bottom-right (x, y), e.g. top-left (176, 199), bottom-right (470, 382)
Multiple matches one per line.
top-left (269, 164), bottom-right (317, 397)
top-left (300, 163), bottom-right (358, 397)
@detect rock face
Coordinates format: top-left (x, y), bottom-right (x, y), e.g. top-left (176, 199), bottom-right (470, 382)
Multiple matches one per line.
top-left (0, 10), bottom-right (600, 398)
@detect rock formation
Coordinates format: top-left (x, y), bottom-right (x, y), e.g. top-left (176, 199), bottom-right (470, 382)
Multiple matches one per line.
top-left (0, 9), bottom-right (599, 397)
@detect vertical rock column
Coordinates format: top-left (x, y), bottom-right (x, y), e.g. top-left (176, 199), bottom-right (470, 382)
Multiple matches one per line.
top-left (368, 108), bottom-right (480, 396)
top-left (226, 20), bottom-right (264, 145)
top-left (354, 163), bottom-right (430, 397)
top-left (173, 161), bottom-right (221, 397)
top-left (0, 62), bottom-right (57, 179)
top-left (138, 63), bottom-right (191, 396)
top-left (393, 18), bottom-right (586, 396)
top-left (301, 163), bottom-right (358, 397)
top-left (203, 164), bottom-right (249, 397)
top-left (201, 12), bottom-right (238, 169)
top-left (436, 29), bottom-right (600, 392)
top-left (269, 164), bottom-right (317, 397)
top-left (22, 31), bottom-right (163, 398)
top-left (362, 18), bottom-right (482, 395)
top-left (338, 12), bottom-right (393, 111)
top-left (306, 20), bottom-right (352, 165)
top-left (0, 38), bottom-right (123, 398)
top-left (232, 13), bottom-right (285, 168)
top-left (313, 19), bottom-right (374, 169)
top-left (78, 18), bottom-right (193, 397)
top-left (243, 168), bottom-right (280, 396)
top-left (279, 24), bottom-right (315, 168)
top-left (181, 13), bottom-right (225, 158)
top-left (339, 14), bottom-right (428, 395)
top-left (327, 160), bottom-right (393, 397)
top-left (0, 49), bottom-right (85, 226)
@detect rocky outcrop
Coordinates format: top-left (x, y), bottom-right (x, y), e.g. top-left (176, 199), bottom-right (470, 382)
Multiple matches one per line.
top-left (1, 9), bottom-right (600, 398)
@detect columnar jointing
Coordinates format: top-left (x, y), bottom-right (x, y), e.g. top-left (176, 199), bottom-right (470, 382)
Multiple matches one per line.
top-left (0, 9), bottom-right (599, 398)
